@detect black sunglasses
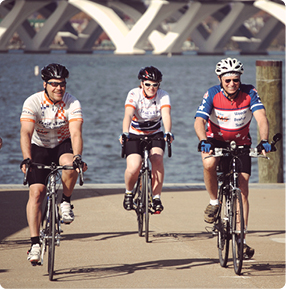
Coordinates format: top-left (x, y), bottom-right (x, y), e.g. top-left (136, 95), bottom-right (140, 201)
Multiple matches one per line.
top-left (224, 79), bottom-right (240, 84)
top-left (47, 81), bottom-right (66, 88)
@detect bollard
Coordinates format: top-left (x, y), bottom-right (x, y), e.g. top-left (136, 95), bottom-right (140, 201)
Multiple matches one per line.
top-left (256, 60), bottom-right (283, 183)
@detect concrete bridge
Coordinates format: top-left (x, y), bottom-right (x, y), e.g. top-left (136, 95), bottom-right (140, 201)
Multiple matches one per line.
top-left (0, 0), bottom-right (284, 54)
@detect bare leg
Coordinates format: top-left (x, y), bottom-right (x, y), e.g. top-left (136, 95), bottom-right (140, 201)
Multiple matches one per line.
top-left (26, 184), bottom-right (46, 237)
top-left (60, 153), bottom-right (78, 197)
top-left (239, 172), bottom-right (250, 229)
top-left (201, 152), bottom-right (220, 200)
top-left (125, 153), bottom-right (142, 191)
top-left (149, 147), bottom-right (164, 196)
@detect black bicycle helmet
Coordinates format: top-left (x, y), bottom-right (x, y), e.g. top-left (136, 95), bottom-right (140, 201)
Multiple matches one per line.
top-left (41, 63), bottom-right (69, 82)
top-left (138, 66), bottom-right (163, 82)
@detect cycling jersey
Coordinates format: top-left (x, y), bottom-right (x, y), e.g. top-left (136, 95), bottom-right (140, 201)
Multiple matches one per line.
top-left (195, 84), bottom-right (265, 145)
top-left (20, 91), bottom-right (83, 148)
top-left (125, 87), bottom-right (171, 135)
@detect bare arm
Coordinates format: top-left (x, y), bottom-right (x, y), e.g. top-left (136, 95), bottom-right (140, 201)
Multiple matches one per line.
top-left (122, 106), bottom-right (135, 133)
top-left (161, 106), bottom-right (172, 132)
top-left (119, 106), bottom-right (135, 144)
top-left (20, 121), bottom-right (34, 173)
top-left (253, 109), bottom-right (269, 141)
top-left (69, 120), bottom-right (83, 157)
top-left (194, 117), bottom-right (207, 141)
top-left (161, 106), bottom-right (173, 142)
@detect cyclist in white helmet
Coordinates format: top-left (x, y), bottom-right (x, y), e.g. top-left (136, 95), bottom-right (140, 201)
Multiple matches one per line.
top-left (194, 57), bottom-right (271, 259)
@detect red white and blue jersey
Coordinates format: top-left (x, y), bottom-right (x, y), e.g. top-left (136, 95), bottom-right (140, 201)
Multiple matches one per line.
top-left (195, 84), bottom-right (265, 145)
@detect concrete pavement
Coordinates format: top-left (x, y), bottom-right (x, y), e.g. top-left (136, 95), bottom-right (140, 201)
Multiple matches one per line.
top-left (0, 183), bottom-right (285, 288)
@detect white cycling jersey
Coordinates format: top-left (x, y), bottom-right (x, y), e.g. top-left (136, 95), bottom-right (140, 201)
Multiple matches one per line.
top-left (125, 87), bottom-right (171, 135)
top-left (20, 91), bottom-right (83, 148)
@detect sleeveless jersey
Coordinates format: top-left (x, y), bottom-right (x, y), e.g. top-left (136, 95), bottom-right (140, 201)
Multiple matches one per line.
top-left (195, 84), bottom-right (265, 145)
top-left (20, 91), bottom-right (83, 148)
top-left (125, 87), bottom-right (171, 135)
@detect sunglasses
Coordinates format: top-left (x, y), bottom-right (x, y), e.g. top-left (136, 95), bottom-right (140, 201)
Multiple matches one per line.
top-left (224, 79), bottom-right (240, 84)
top-left (47, 81), bottom-right (66, 88)
top-left (144, 82), bottom-right (159, 87)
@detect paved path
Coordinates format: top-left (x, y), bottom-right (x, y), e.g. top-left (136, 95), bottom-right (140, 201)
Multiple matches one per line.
top-left (0, 183), bottom-right (285, 288)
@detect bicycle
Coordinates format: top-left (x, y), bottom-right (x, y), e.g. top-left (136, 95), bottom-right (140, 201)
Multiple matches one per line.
top-left (204, 133), bottom-right (281, 275)
top-left (23, 161), bottom-right (84, 281)
top-left (121, 134), bottom-right (172, 243)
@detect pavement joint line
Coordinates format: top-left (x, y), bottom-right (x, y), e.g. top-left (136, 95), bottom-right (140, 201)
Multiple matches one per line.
top-left (0, 183), bottom-right (284, 191)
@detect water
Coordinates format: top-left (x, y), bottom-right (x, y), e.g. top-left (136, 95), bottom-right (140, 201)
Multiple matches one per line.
top-left (0, 51), bottom-right (284, 184)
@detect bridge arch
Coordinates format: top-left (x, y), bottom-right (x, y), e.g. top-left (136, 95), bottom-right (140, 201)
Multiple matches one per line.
top-left (0, 0), bottom-right (284, 54)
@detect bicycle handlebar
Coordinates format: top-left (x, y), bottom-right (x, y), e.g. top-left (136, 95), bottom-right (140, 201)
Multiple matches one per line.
top-left (204, 133), bottom-right (282, 160)
top-left (23, 162), bottom-right (84, 186)
top-left (121, 134), bottom-right (172, 158)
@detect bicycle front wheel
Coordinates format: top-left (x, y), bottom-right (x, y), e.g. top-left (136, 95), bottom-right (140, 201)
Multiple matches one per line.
top-left (231, 189), bottom-right (244, 275)
top-left (134, 176), bottom-right (144, 237)
top-left (48, 193), bottom-right (56, 281)
top-left (143, 170), bottom-right (150, 243)
top-left (217, 187), bottom-right (230, 267)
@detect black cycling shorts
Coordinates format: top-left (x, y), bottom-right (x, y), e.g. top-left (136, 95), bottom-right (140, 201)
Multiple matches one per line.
top-left (28, 138), bottom-right (73, 186)
top-left (125, 132), bottom-right (165, 158)
top-left (209, 138), bottom-right (251, 175)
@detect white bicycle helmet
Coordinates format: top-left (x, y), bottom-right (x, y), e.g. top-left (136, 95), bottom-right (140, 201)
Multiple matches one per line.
top-left (215, 58), bottom-right (244, 76)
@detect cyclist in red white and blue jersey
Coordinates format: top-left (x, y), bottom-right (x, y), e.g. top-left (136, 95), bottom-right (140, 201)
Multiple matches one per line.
top-left (194, 58), bottom-right (271, 259)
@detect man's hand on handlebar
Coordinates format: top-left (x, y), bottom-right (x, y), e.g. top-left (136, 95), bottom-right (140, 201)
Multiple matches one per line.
top-left (73, 155), bottom-right (87, 173)
top-left (20, 158), bottom-right (32, 174)
top-left (198, 139), bottom-right (214, 154)
top-left (256, 140), bottom-right (271, 156)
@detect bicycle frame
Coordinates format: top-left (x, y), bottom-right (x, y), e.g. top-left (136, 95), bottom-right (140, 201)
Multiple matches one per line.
top-left (133, 140), bottom-right (154, 242)
top-left (23, 161), bottom-right (84, 281)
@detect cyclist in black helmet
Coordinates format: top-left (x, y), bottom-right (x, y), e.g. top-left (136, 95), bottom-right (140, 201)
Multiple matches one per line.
top-left (119, 66), bottom-right (174, 213)
top-left (20, 63), bottom-right (87, 264)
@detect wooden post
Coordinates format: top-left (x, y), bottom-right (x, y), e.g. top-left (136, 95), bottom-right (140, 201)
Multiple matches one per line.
top-left (256, 60), bottom-right (283, 183)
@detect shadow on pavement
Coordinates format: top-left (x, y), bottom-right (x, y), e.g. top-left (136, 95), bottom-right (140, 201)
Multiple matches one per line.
top-left (52, 258), bottom-right (218, 282)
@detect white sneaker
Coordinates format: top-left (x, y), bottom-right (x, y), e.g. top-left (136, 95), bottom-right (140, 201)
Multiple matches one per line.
top-left (60, 201), bottom-right (74, 224)
top-left (27, 244), bottom-right (41, 263)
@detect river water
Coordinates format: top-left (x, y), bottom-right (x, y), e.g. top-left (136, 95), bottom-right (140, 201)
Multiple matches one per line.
top-left (0, 51), bottom-right (284, 184)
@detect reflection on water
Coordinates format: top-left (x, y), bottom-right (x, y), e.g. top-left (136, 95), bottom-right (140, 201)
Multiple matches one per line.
top-left (0, 51), bottom-right (284, 184)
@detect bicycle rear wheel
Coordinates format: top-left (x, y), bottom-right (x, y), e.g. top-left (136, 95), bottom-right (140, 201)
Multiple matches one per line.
top-left (231, 189), bottom-right (244, 275)
top-left (48, 193), bottom-right (56, 281)
top-left (217, 187), bottom-right (230, 267)
top-left (143, 170), bottom-right (150, 243)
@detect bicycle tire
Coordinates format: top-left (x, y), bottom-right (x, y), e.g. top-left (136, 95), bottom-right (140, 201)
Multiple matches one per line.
top-left (217, 186), bottom-right (230, 267)
top-left (40, 198), bottom-right (49, 266)
top-left (48, 193), bottom-right (56, 281)
top-left (231, 189), bottom-right (244, 275)
top-left (143, 170), bottom-right (150, 243)
top-left (135, 176), bottom-right (143, 237)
